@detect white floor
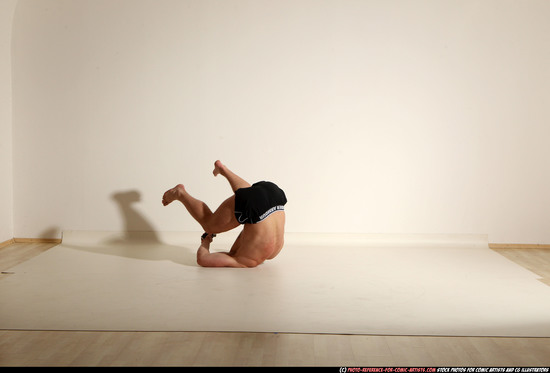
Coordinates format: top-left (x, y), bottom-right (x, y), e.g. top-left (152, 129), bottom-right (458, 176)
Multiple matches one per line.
top-left (1, 231), bottom-right (550, 337)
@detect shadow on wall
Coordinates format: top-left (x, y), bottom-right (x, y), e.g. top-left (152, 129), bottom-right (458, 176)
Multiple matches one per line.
top-left (63, 190), bottom-right (197, 266)
top-left (37, 226), bottom-right (61, 240)
top-left (111, 190), bottom-right (160, 242)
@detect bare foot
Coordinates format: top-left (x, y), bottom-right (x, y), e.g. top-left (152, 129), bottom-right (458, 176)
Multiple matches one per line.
top-left (213, 160), bottom-right (226, 177)
top-left (162, 184), bottom-right (185, 206)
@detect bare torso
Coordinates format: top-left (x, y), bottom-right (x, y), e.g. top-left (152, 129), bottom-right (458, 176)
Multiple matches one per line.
top-left (163, 160), bottom-right (286, 268)
top-left (230, 211), bottom-right (285, 266)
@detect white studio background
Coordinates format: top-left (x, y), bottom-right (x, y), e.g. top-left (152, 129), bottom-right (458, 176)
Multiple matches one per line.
top-left (10, 0), bottom-right (550, 243)
top-left (0, 0), bottom-right (18, 243)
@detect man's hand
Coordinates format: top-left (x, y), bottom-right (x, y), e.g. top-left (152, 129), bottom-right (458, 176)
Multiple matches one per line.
top-left (200, 233), bottom-right (216, 247)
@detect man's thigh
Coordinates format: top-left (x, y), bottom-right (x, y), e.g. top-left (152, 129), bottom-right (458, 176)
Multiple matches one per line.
top-left (209, 195), bottom-right (240, 233)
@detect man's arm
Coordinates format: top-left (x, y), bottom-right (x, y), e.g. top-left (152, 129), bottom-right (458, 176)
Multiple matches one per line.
top-left (196, 245), bottom-right (246, 268)
top-left (196, 234), bottom-right (258, 268)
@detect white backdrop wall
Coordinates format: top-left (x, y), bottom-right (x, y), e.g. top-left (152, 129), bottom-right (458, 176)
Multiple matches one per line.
top-left (11, 0), bottom-right (550, 244)
top-left (0, 0), bottom-right (18, 243)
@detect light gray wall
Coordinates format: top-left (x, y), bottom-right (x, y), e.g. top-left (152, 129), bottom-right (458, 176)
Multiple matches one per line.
top-left (0, 0), bottom-right (18, 242)
top-left (11, 0), bottom-right (550, 243)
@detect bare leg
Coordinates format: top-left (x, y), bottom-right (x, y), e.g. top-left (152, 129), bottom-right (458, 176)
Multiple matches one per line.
top-left (162, 184), bottom-right (212, 222)
top-left (162, 184), bottom-right (238, 233)
top-left (213, 160), bottom-right (251, 192)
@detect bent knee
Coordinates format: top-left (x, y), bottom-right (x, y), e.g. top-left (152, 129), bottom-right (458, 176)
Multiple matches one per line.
top-left (200, 218), bottom-right (220, 235)
top-left (202, 219), bottom-right (239, 235)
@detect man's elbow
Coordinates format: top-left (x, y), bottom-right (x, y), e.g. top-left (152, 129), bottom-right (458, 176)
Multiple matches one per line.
top-left (235, 256), bottom-right (261, 268)
top-left (196, 251), bottom-right (216, 267)
top-left (196, 254), bottom-right (208, 267)
top-left (196, 252), bottom-right (249, 268)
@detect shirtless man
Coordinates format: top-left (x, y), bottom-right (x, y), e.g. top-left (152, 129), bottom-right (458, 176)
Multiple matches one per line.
top-left (162, 160), bottom-right (287, 268)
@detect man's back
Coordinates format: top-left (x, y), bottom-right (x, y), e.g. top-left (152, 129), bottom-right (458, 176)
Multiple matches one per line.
top-left (236, 210), bottom-right (286, 266)
top-left (163, 160), bottom-right (286, 268)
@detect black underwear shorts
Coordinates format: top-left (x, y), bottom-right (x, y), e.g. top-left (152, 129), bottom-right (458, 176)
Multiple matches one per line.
top-left (234, 181), bottom-right (287, 224)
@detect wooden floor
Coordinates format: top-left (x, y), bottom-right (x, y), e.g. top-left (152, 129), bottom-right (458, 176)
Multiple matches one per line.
top-left (1, 242), bottom-right (550, 367)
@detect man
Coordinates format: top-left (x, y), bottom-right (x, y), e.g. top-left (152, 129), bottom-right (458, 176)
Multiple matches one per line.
top-left (162, 160), bottom-right (287, 268)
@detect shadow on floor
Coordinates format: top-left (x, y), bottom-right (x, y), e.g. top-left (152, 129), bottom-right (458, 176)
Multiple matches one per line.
top-left (64, 190), bottom-right (197, 266)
